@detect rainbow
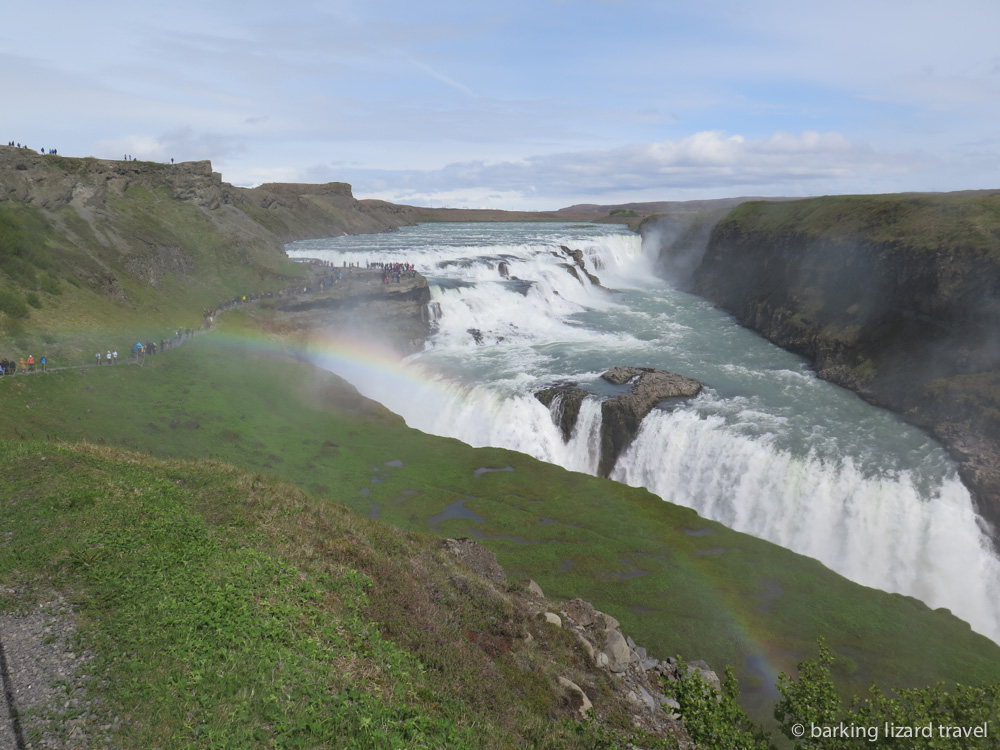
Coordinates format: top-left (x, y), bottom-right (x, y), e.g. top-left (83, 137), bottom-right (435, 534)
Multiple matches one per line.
top-left (204, 324), bottom-right (796, 694)
top-left (206, 324), bottom-right (454, 413)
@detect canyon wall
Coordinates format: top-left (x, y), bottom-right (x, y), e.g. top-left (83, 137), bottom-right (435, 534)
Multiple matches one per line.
top-left (675, 192), bottom-right (1000, 531)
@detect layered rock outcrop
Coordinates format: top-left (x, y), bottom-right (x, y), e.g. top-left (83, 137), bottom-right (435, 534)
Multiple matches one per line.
top-left (686, 193), bottom-right (1000, 534)
top-left (443, 537), bottom-right (717, 747)
top-left (598, 367), bottom-right (702, 476)
top-left (535, 367), bottom-right (702, 477)
top-left (264, 270), bottom-right (431, 355)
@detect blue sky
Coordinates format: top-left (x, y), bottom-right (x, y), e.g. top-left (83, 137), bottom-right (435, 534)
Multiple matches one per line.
top-left (4, 0), bottom-right (999, 209)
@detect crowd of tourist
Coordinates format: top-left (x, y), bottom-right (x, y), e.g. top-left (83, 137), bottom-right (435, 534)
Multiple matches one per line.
top-left (4, 140), bottom-right (177, 164)
top-left (6, 141), bottom-right (57, 154)
top-left (1, 260), bottom-right (420, 378)
top-left (202, 259), bottom-right (418, 322)
top-left (0, 355), bottom-right (47, 375)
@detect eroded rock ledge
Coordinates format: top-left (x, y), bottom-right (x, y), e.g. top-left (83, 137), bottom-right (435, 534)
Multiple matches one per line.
top-left (599, 367), bottom-right (702, 476)
top-left (535, 367), bottom-right (702, 477)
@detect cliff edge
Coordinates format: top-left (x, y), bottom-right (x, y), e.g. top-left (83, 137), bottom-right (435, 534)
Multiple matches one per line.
top-left (0, 147), bottom-right (428, 356)
top-left (685, 192), bottom-right (1000, 533)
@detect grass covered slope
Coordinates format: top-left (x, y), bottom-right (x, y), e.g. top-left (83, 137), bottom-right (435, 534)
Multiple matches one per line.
top-left (2, 439), bottom-right (678, 748)
top-left (0, 147), bottom-right (426, 365)
top-left (2, 331), bottom-right (999, 726)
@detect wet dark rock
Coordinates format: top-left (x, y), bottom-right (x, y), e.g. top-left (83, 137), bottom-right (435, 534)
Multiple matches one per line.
top-left (560, 245), bottom-right (602, 286)
top-left (597, 367), bottom-right (702, 477)
top-left (536, 368), bottom-right (701, 474)
top-left (535, 385), bottom-right (590, 442)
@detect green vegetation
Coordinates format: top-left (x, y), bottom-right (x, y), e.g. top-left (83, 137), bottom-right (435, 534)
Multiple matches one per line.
top-left (2, 329), bottom-right (999, 735)
top-left (609, 209), bottom-right (639, 218)
top-left (0, 194), bottom-right (309, 367)
top-left (0, 440), bottom-right (670, 748)
top-left (0, 202), bottom-right (58, 288)
top-left (669, 639), bottom-right (1000, 749)
top-left (722, 193), bottom-right (1000, 257)
top-left (667, 660), bottom-right (773, 749)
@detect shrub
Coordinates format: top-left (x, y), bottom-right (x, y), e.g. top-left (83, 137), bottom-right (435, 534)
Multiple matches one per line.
top-left (665, 658), bottom-right (774, 750)
top-left (0, 289), bottom-right (29, 319)
top-left (40, 273), bottom-right (62, 295)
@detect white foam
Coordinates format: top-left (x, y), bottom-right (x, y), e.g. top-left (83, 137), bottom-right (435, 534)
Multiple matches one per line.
top-left (302, 223), bottom-right (1000, 644)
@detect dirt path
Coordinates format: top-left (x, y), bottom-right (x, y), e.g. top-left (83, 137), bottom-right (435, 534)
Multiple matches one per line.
top-left (0, 592), bottom-right (110, 750)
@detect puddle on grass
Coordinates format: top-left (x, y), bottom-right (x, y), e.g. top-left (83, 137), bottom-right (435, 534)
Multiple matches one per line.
top-left (360, 487), bottom-right (370, 496)
top-left (535, 515), bottom-right (584, 530)
top-left (629, 604), bottom-right (655, 615)
top-left (395, 490), bottom-right (420, 505)
top-left (604, 557), bottom-right (649, 580)
top-left (385, 459), bottom-right (403, 468)
top-left (474, 466), bottom-right (515, 478)
top-left (367, 503), bottom-right (381, 520)
top-left (684, 529), bottom-right (711, 537)
top-left (558, 558), bottom-right (575, 573)
top-left (465, 528), bottom-right (540, 545)
top-left (428, 499), bottom-right (485, 529)
top-left (753, 578), bottom-right (785, 614)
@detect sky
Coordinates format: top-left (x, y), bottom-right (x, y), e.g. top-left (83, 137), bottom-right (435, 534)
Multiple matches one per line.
top-left (4, 0), bottom-right (1000, 210)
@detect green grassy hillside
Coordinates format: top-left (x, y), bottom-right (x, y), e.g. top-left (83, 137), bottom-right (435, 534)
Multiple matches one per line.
top-left (0, 148), bottom-right (428, 365)
top-left (3, 439), bottom-right (683, 748)
top-left (3, 327), bottom-right (998, 732)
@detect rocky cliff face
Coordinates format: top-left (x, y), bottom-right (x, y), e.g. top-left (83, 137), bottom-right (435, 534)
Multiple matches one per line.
top-left (638, 201), bottom-right (749, 286)
top-left (443, 537), bottom-right (707, 747)
top-left (686, 193), bottom-right (1000, 533)
top-left (0, 150), bottom-right (224, 210)
top-left (264, 269), bottom-right (432, 356)
top-left (0, 147), bottom-right (422, 302)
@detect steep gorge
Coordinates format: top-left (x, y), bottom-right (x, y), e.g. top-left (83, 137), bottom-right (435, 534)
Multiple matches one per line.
top-left (674, 192), bottom-right (1000, 533)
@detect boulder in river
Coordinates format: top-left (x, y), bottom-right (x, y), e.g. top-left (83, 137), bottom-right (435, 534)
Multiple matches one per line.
top-left (598, 367), bottom-right (702, 477)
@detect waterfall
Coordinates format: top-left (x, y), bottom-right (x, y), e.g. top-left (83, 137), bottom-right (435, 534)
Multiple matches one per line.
top-left (291, 222), bottom-right (1000, 644)
top-left (611, 406), bottom-right (1000, 638)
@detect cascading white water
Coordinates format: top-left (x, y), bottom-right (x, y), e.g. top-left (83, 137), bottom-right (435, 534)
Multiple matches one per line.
top-left (611, 407), bottom-right (1000, 630)
top-left (289, 222), bottom-right (1000, 643)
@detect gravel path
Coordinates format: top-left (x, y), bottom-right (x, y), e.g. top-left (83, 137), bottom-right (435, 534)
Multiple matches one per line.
top-left (0, 591), bottom-right (111, 750)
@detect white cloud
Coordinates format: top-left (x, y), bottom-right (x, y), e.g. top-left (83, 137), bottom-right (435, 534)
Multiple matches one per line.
top-left (6, 1), bottom-right (1000, 207)
top-left (330, 130), bottom-right (929, 208)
